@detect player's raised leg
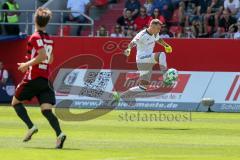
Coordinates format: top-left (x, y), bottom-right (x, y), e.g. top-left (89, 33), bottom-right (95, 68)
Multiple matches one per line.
top-left (112, 81), bottom-right (148, 106)
top-left (112, 61), bottom-right (153, 106)
top-left (112, 82), bottom-right (147, 106)
top-left (154, 52), bottom-right (168, 74)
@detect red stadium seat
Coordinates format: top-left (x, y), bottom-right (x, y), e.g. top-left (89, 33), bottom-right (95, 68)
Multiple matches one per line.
top-left (94, 0), bottom-right (108, 6)
top-left (57, 26), bottom-right (71, 36)
top-left (168, 9), bottom-right (179, 25)
top-left (169, 26), bottom-right (182, 35)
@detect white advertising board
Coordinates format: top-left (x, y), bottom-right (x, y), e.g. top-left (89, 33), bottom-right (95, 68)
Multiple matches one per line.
top-left (54, 69), bottom-right (214, 111)
top-left (198, 72), bottom-right (240, 112)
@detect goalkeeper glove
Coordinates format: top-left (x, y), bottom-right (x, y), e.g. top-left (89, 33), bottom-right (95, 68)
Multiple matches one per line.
top-left (124, 48), bottom-right (131, 56)
top-left (164, 45), bottom-right (172, 54)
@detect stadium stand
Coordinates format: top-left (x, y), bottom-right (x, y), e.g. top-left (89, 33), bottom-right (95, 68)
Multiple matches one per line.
top-left (0, 0), bottom-right (240, 38)
top-left (82, 0), bottom-right (127, 36)
top-left (81, 0), bottom-right (240, 38)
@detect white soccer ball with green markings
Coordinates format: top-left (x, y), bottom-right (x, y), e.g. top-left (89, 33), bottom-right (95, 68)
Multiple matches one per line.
top-left (163, 68), bottom-right (178, 86)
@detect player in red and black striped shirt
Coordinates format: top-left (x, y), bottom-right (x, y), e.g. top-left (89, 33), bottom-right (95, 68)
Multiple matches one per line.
top-left (11, 7), bottom-right (66, 149)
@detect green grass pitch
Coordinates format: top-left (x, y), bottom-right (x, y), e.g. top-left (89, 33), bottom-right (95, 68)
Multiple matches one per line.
top-left (1, 106), bottom-right (240, 160)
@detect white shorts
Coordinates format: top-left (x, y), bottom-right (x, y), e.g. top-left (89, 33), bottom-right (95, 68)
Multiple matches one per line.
top-left (136, 53), bottom-right (156, 82)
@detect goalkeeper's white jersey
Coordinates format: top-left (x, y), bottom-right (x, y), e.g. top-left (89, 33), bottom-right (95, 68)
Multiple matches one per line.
top-left (132, 29), bottom-right (160, 60)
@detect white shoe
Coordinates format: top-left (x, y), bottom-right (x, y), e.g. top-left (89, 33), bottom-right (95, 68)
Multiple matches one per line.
top-left (23, 126), bottom-right (38, 142)
top-left (56, 133), bottom-right (67, 149)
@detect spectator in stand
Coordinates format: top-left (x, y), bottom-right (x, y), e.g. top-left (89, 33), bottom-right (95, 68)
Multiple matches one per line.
top-left (0, 61), bottom-right (8, 87)
top-left (110, 24), bottom-right (124, 37)
top-left (219, 9), bottom-right (237, 32)
top-left (125, 25), bottom-right (136, 38)
top-left (65, 0), bottom-right (91, 36)
top-left (2, 0), bottom-right (20, 35)
top-left (150, 8), bottom-right (165, 24)
top-left (184, 0), bottom-right (201, 16)
top-left (204, 0), bottom-right (224, 34)
top-left (178, 26), bottom-right (195, 38)
top-left (212, 27), bottom-right (225, 37)
top-left (124, 0), bottom-right (141, 19)
top-left (117, 9), bottom-right (135, 34)
top-left (199, 0), bottom-right (211, 14)
top-left (226, 16), bottom-right (239, 37)
top-left (178, 1), bottom-right (186, 25)
top-left (151, 0), bottom-right (173, 21)
top-left (183, 0), bottom-right (201, 27)
top-left (233, 18), bottom-right (240, 38)
top-left (174, 1), bottom-right (201, 27)
top-left (144, 0), bottom-right (153, 16)
top-left (225, 23), bottom-right (236, 37)
top-left (159, 24), bottom-right (173, 38)
top-left (190, 17), bottom-right (205, 37)
top-left (171, 0), bottom-right (181, 9)
top-left (96, 25), bottom-right (108, 37)
top-left (224, 0), bottom-right (240, 18)
top-left (134, 7), bottom-right (150, 31)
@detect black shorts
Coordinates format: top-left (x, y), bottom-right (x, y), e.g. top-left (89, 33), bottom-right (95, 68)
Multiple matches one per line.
top-left (15, 77), bottom-right (56, 105)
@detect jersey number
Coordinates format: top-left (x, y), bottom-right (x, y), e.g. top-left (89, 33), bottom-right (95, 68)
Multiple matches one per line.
top-left (43, 44), bottom-right (53, 64)
top-left (38, 44), bottom-right (53, 70)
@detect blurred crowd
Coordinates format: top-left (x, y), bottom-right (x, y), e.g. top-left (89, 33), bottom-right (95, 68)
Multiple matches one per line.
top-left (97, 0), bottom-right (240, 39)
top-left (0, 0), bottom-right (240, 38)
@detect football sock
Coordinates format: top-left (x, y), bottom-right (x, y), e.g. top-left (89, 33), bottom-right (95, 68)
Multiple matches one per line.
top-left (121, 85), bottom-right (147, 100)
top-left (13, 103), bottom-right (34, 129)
top-left (158, 52), bottom-right (167, 73)
top-left (41, 109), bottom-right (62, 137)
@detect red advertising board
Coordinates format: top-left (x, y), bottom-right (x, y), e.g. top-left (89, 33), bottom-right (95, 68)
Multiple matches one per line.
top-left (0, 37), bottom-right (240, 85)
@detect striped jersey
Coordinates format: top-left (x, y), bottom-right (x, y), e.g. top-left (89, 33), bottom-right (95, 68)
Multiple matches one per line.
top-left (24, 31), bottom-right (54, 80)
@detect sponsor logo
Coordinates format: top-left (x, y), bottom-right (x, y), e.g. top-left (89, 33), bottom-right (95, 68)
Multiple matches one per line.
top-left (114, 73), bottom-right (191, 93)
top-left (64, 71), bottom-right (78, 85)
top-left (147, 41), bottom-right (155, 45)
top-left (139, 54), bottom-right (152, 59)
top-left (220, 103), bottom-right (240, 110)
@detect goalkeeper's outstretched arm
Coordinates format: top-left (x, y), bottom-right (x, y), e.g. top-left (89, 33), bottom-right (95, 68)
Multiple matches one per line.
top-left (157, 38), bottom-right (173, 54)
top-left (124, 40), bottom-right (137, 56)
top-left (128, 40), bottom-right (137, 49)
top-left (157, 38), bottom-right (169, 47)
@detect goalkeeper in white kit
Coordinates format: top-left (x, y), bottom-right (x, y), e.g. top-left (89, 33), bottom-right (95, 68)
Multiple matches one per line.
top-left (112, 19), bottom-right (173, 105)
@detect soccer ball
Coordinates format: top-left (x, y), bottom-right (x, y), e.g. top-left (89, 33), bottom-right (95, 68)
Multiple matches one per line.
top-left (163, 68), bottom-right (178, 86)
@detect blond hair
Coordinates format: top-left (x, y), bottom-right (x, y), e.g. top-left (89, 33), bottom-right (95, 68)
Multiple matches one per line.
top-left (149, 19), bottom-right (163, 26)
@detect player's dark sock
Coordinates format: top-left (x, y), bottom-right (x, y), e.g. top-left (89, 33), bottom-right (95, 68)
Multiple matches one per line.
top-left (13, 103), bottom-right (34, 129)
top-left (41, 109), bottom-right (62, 137)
